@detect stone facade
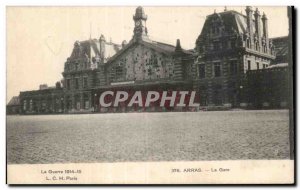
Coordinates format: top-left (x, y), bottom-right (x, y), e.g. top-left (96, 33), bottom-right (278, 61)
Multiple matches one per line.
top-left (18, 6), bottom-right (194, 114)
top-left (194, 7), bottom-right (276, 108)
top-left (15, 6), bottom-right (290, 114)
top-left (19, 87), bottom-right (64, 114)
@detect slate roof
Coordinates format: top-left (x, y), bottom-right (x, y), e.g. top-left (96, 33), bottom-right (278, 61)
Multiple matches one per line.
top-left (7, 96), bottom-right (20, 106)
top-left (144, 40), bottom-right (194, 55)
top-left (271, 36), bottom-right (289, 64)
top-left (197, 10), bottom-right (261, 46)
top-left (106, 39), bottom-right (193, 64)
top-left (69, 39), bottom-right (121, 61)
top-left (204, 10), bottom-right (259, 35)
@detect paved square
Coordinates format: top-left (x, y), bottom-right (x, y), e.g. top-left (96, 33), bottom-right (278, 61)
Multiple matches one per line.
top-left (7, 110), bottom-right (290, 164)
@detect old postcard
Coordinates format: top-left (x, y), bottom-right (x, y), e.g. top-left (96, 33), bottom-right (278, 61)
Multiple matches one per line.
top-left (6, 6), bottom-right (294, 184)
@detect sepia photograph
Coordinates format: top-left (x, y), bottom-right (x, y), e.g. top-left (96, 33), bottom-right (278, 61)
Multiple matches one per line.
top-left (6, 5), bottom-right (294, 184)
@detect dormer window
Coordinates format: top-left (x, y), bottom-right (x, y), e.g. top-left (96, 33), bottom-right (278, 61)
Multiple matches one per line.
top-left (75, 62), bottom-right (79, 70)
top-left (83, 77), bottom-right (88, 88)
top-left (75, 78), bottom-right (79, 89)
top-left (246, 39), bottom-right (251, 48)
top-left (66, 79), bottom-right (71, 90)
top-left (255, 41), bottom-right (259, 51)
top-left (198, 64), bottom-right (206, 79)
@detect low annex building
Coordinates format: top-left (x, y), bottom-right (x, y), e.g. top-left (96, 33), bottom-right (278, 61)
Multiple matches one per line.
top-left (7, 6), bottom-right (290, 114)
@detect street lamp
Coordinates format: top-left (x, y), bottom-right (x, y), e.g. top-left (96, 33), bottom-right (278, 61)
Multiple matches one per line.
top-left (94, 93), bottom-right (98, 112)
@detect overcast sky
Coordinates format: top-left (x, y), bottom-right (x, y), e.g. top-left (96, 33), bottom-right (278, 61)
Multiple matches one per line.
top-left (6, 6), bottom-right (288, 103)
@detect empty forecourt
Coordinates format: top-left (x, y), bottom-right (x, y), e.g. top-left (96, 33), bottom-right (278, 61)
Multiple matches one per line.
top-left (7, 110), bottom-right (290, 164)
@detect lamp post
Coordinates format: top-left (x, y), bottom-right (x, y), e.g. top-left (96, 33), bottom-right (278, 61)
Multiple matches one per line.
top-left (94, 93), bottom-right (97, 112)
top-left (239, 85), bottom-right (244, 107)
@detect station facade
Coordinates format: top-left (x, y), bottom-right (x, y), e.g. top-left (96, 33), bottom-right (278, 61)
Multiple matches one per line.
top-left (14, 6), bottom-right (290, 114)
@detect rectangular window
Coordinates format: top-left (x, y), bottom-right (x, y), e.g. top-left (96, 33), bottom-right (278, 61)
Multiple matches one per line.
top-left (83, 77), bottom-right (88, 88)
top-left (214, 63), bottom-right (221, 77)
top-left (256, 62), bottom-right (260, 70)
top-left (198, 64), bottom-right (206, 79)
top-left (227, 41), bottom-right (231, 49)
top-left (115, 65), bottom-right (124, 80)
top-left (29, 100), bottom-right (33, 111)
top-left (85, 101), bottom-right (89, 109)
top-left (230, 62), bottom-right (238, 75)
top-left (75, 78), bottom-right (79, 89)
top-left (23, 100), bottom-right (27, 111)
top-left (248, 60), bottom-right (251, 71)
top-left (263, 64), bottom-right (266, 69)
top-left (66, 79), bottom-right (71, 90)
top-left (75, 63), bottom-right (79, 70)
top-left (213, 42), bottom-right (219, 50)
top-left (247, 39), bottom-right (251, 48)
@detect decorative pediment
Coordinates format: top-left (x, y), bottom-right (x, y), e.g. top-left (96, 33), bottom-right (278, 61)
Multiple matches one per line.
top-left (106, 40), bottom-right (179, 83)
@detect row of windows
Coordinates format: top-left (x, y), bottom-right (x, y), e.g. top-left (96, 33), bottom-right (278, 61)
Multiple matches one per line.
top-left (23, 97), bottom-right (90, 111)
top-left (198, 62), bottom-right (238, 79)
top-left (65, 62), bottom-right (91, 71)
top-left (211, 40), bottom-right (236, 51)
top-left (198, 61), bottom-right (269, 79)
top-left (66, 77), bottom-right (88, 90)
top-left (211, 26), bottom-right (221, 35)
top-left (246, 39), bottom-right (270, 54)
top-left (247, 60), bottom-right (268, 71)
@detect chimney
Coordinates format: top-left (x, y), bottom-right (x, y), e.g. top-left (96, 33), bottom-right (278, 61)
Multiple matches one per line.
top-left (175, 39), bottom-right (182, 52)
top-left (262, 12), bottom-right (269, 53)
top-left (262, 12), bottom-right (269, 39)
top-left (99, 34), bottom-right (106, 61)
top-left (245, 6), bottom-right (254, 36)
top-left (122, 40), bottom-right (127, 48)
top-left (254, 8), bottom-right (262, 38)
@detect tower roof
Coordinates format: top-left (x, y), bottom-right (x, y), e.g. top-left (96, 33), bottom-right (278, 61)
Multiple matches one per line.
top-left (133, 6), bottom-right (147, 20)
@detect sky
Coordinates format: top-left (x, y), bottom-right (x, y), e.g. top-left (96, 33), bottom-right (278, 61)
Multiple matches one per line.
top-left (6, 6), bottom-right (288, 103)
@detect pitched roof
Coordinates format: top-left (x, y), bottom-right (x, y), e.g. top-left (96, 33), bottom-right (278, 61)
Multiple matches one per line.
top-left (7, 96), bottom-right (20, 106)
top-left (106, 39), bottom-right (193, 64)
top-left (143, 40), bottom-right (194, 55)
top-left (272, 37), bottom-right (289, 56)
top-left (210, 10), bottom-right (258, 35)
top-left (69, 38), bottom-right (121, 61)
top-left (271, 36), bottom-right (289, 64)
top-left (197, 10), bottom-right (259, 45)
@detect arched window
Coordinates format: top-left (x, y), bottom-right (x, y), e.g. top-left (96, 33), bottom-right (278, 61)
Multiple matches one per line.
top-left (23, 100), bottom-right (27, 111)
top-left (29, 99), bottom-right (33, 111)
